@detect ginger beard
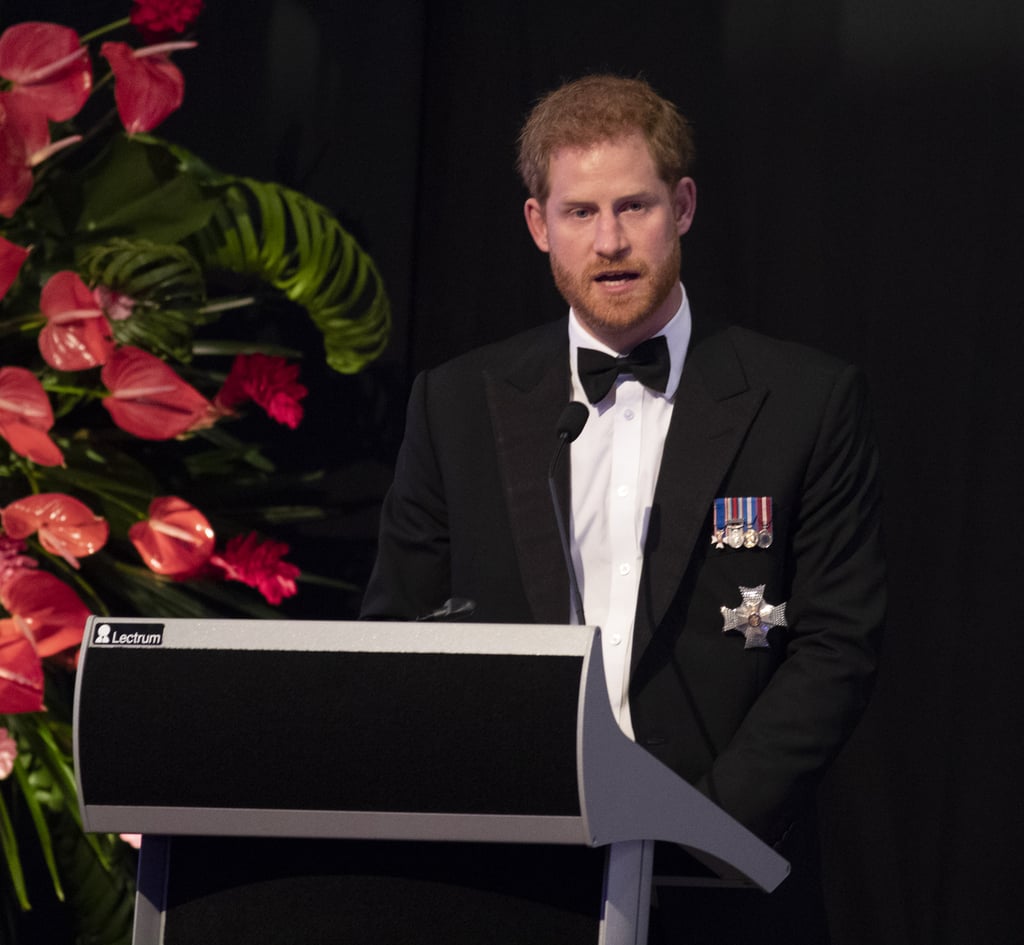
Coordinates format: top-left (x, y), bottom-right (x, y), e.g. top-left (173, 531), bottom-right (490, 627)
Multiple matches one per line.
top-left (548, 236), bottom-right (681, 345)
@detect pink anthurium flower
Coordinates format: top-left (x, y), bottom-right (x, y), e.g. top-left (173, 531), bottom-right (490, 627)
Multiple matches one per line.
top-left (129, 495), bottom-right (215, 576)
top-left (0, 536), bottom-right (37, 599)
top-left (0, 621), bottom-right (44, 715)
top-left (0, 365), bottom-right (63, 466)
top-left (0, 235), bottom-right (30, 301)
top-left (38, 270), bottom-right (115, 370)
top-left (100, 40), bottom-right (195, 134)
top-left (0, 22), bottom-right (92, 122)
top-left (93, 285), bottom-right (136, 321)
top-left (101, 346), bottom-right (212, 440)
top-left (2, 493), bottom-right (109, 569)
top-left (0, 91), bottom-right (82, 217)
top-left (1, 569), bottom-right (89, 658)
top-left (0, 93), bottom-right (36, 218)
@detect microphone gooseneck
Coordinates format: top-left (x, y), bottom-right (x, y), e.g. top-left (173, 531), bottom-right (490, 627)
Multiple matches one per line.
top-left (548, 401), bottom-right (589, 626)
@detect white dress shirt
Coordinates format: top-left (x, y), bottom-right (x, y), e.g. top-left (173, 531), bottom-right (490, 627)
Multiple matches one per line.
top-left (567, 286), bottom-right (691, 737)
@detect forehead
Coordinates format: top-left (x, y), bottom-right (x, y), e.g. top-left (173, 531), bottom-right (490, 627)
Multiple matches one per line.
top-left (546, 133), bottom-right (663, 201)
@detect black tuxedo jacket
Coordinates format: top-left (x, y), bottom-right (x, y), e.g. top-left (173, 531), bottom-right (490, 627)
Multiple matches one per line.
top-left (362, 315), bottom-right (885, 842)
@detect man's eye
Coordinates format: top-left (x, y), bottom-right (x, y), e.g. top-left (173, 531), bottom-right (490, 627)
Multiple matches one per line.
top-left (624, 201), bottom-right (646, 212)
top-left (570, 208), bottom-right (592, 219)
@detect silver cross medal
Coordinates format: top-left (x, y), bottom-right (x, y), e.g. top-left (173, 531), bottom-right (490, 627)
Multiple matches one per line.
top-left (721, 585), bottom-right (787, 649)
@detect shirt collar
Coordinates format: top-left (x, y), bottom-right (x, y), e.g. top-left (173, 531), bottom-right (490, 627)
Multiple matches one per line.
top-left (568, 283), bottom-right (691, 401)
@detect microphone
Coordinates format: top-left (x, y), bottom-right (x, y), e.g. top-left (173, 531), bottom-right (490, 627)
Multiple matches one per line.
top-left (548, 401), bottom-right (589, 626)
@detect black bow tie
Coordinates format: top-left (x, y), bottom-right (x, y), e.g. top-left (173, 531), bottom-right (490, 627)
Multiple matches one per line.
top-left (576, 335), bottom-right (671, 404)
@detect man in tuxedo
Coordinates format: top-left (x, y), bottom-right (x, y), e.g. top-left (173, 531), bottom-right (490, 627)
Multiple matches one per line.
top-left (362, 74), bottom-right (885, 942)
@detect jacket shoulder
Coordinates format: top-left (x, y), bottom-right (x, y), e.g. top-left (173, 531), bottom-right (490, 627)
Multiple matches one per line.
top-left (421, 319), bottom-right (567, 394)
top-left (724, 326), bottom-right (853, 381)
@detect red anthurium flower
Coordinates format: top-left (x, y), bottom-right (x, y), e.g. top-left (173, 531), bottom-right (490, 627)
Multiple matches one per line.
top-left (100, 40), bottom-right (195, 135)
top-left (0, 365), bottom-right (63, 466)
top-left (2, 493), bottom-right (109, 569)
top-left (129, 495), bottom-right (215, 576)
top-left (216, 354), bottom-right (308, 429)
top-left (101, 346), bottom-right (212, 440)
top-left (0, 22), bottom-right (92, 122)
top-left (131, 0), bottom-right (205, 42)
top-left (0, 536), bottom-right (37, 599)
top-left (0, 620), bottom-right (44, 715)
top-left (1, 91), bottom-right (82, 217)
top-left (210, 533), bottom-right (300, 605)
top-left (1, 569), bottom-right (89, 658)
top-left (0, 235), bottom-right (30, 300)
top-left (0, 93), bottom-right (35, 218)
top-left (38, 271), bottom-right (115, 371)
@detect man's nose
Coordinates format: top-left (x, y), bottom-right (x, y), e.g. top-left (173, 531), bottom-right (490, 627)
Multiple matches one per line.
top-left (594, 213), bottom-right (628, 258)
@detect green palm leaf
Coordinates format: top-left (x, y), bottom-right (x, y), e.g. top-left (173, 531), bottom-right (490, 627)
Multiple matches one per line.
top-left (188, 176), bottom-right (391, 374)
top-left (65, 134), bottom-right (390, 375)
top-left (77, 238), bottom-right (209, 362)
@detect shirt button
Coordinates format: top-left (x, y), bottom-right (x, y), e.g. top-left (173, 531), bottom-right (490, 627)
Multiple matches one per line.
top-left (623, 408), bottom-right (635, 420)
top-left (618, 563), bottom-right (631, 576)
top-left (616, 484), bottom-right (629, 497)
top-left (609, 633), bottom-right (622, 646)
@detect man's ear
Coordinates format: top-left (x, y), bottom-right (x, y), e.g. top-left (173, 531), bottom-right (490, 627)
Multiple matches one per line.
top-left (524, 197), bottom-right (551, 252)
top-left (674, 177), bottom-right (697, 236)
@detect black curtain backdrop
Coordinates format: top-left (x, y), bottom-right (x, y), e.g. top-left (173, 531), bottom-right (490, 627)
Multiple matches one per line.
top-left (6, 2), bottom-right (1024, 943)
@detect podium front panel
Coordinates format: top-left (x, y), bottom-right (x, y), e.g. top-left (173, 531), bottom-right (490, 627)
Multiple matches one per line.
top-left (74, 618), bottom-right (592, 841)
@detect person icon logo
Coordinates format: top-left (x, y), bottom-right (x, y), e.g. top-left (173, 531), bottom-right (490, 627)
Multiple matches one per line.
top-left (94, 624), bottom-right (111, 644)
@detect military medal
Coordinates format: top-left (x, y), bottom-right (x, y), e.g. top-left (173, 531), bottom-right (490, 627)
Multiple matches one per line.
top-left (742, 498), bottom-right (758, 548)
top-left (726, 497), bottom-right (744, 548)
top-left (720, 585), bottom-right (787, 649)
top-left (757, 495), bottom-right (774, 548)
top-left (711, 497), bottom-right (726, 548)
top-left (712, 496), bottom-right (775, 551)
top-left (713, 497), bottom-right (746, 548)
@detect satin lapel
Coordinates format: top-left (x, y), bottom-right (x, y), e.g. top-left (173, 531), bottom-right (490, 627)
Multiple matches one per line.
top-left (484, 322), bottom-right (572, 624)
top-left (634, 323), bottom-right (767, 659)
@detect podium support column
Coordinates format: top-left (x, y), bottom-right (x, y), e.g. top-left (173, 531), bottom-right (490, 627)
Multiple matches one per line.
top-left (600, 839), bottom-right (654, 945)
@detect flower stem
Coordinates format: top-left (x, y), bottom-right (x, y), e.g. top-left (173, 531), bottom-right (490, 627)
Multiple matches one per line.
top-left (38, 383), bottom-right (103, 400)
top-left (79, 18), bottom-right (132, 45)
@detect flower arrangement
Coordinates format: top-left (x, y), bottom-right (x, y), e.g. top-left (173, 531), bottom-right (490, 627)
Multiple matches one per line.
top-left (1, 2), bottom-right (390, 939)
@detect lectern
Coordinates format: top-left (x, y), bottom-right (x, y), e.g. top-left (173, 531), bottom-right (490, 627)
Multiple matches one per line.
top-left (74, 616), bottom-right (788, 944)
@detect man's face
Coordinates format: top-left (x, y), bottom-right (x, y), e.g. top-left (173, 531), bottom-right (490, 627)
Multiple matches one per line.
top-left (524, 133), bottom-right (696, 352)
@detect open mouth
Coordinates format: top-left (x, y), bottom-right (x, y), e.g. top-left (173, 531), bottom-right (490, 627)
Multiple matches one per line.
top-left (593, 271), bottom-right (640, 285)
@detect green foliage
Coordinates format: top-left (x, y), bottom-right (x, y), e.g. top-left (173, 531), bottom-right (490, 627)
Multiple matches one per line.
top-left (2, 711), bottom-right (135, 945)
top-left (53, 133), bottom-right (392, 375)
top-left (189, 175), bottom-right (392, 374)
top-left (78, 239), bottom-right (209, 362)
top-left (1, 16), bottom-right (391, 942)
